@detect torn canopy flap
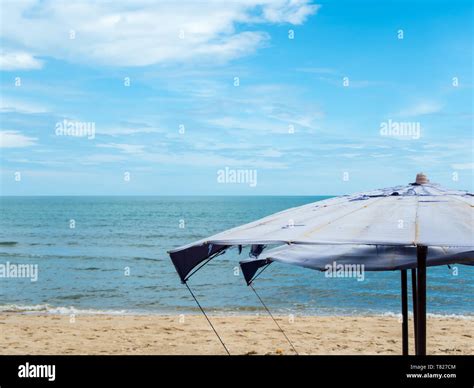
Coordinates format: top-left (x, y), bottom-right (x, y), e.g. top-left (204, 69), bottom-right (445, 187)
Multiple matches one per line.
top-left (169, 243), bottom-right (227, 282)
top-left (239, 258), bottom-right (272, 285)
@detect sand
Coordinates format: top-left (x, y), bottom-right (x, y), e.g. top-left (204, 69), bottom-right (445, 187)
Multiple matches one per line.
top-left (0, 313), bottom-right (472, 355)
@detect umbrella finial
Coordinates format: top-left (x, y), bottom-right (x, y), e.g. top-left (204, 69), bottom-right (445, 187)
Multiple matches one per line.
top-left (415, 173), bottom-right (429, 185)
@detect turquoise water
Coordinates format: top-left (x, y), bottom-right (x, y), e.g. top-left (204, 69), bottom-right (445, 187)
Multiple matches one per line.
top-left (0, 196), bottom-right (472, 316)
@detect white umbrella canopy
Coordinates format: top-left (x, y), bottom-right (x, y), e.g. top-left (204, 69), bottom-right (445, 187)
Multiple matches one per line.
top-left (168, 174), bottom-right (474, 355)
top-left (169, 174), bottom-right (474, 282)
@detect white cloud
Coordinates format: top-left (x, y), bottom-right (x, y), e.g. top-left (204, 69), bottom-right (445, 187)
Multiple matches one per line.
top-left (77, 148), bottom-right (288, 169)
top-left (0, 131), bottom-right (37, 148)
top-left (399, 102), bottom-right (443, 117)
top-left (260, 0), bottom-right (320, 24)
top-left (295, 67), bottom-right (337, 74)
top-left (140, 150), bottom-right (288, 169)
top-left (451, 162), bottom-right (474, 170)
top-left (0, 51), bottom-right (43, 70)
top-left (0, 0), bottom-right (319, 66)
top-left (81, 154), bottom-right (127, 165)
top-left (0, 97), bottom-right (48, 113)
top-left (260, 149), bottom-right (283, 157)
top-left (97, 143), bottom-right (145, 154)
top-left (208, 116), bottom-right (291, 133)
top-left (96, 125), bottom-right (162, 136)
top-left (268, 110), bottom-right (322, 128)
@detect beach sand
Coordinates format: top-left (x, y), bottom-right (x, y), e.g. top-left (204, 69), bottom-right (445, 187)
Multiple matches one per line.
top-left (0, 314), bottom-right (472, 355)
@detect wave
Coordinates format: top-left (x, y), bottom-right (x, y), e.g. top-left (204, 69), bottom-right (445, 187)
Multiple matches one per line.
top-left (0, 252), bottom-right (123, 261)
top-left (0, 241), bottom-right (18, 246)
top-left (378, 311), bottom-right (474, 320)
top-left (0, 304), bottom-right (472, 319)
top-left (0, 304), bottom-right (130, 315)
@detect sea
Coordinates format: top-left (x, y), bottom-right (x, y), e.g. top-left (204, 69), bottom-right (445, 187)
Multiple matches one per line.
top-left (0, 196), bottom-right (472, 317)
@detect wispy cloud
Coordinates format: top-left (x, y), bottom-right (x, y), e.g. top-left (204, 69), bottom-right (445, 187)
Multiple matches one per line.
top-left (81, 154), bottom-right (128, 165)
top-left (140, 151), bottom-right (288, 169)
top-left (96, 123), bottom-right (164, 136)
top-left (207, 116), bottom-right (290, 133)
top-left (0, 51), bottom-right (43, 71)
top-left (1, 0), bottom-right (319, 67)
top-left (260, 1), bottom-right (320, 24)
top-left (451, 162), bottom-right (474, 171)
top-left (0, 130), bottom-right (37, 148)
top-left (295, 67), bottom-right (381, 89)
top-left (0, 97), bottom-right (48, 114)
top-left (295, 67), bottom-right (337, 75)
top-left (322, 77), bottom-right (382, 88)
top-left (398, 101), bottom-right (443, 117)
top-left (1, 1), bottom-right (471, 196)
top-left (97, 143), bottom-right (146, 154)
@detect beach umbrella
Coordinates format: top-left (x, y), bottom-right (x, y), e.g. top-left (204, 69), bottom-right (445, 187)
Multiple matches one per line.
top-left (168, 173), bottom-right (474, 355)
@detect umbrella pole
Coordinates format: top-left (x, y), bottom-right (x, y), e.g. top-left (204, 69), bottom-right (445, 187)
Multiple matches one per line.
top-left (416, 245), bottom-right (428, 355)
top-left (411, 268), bottom-right (418, 354)
top-left (401, 269), bottom-right (409, 355)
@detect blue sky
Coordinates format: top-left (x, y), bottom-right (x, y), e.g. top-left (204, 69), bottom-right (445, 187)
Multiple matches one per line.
top-left (0, 0), bottom-right (472, 195)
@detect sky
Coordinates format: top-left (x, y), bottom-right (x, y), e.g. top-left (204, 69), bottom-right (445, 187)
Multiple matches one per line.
top-left (0, 0), bottom-right (473, 195)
